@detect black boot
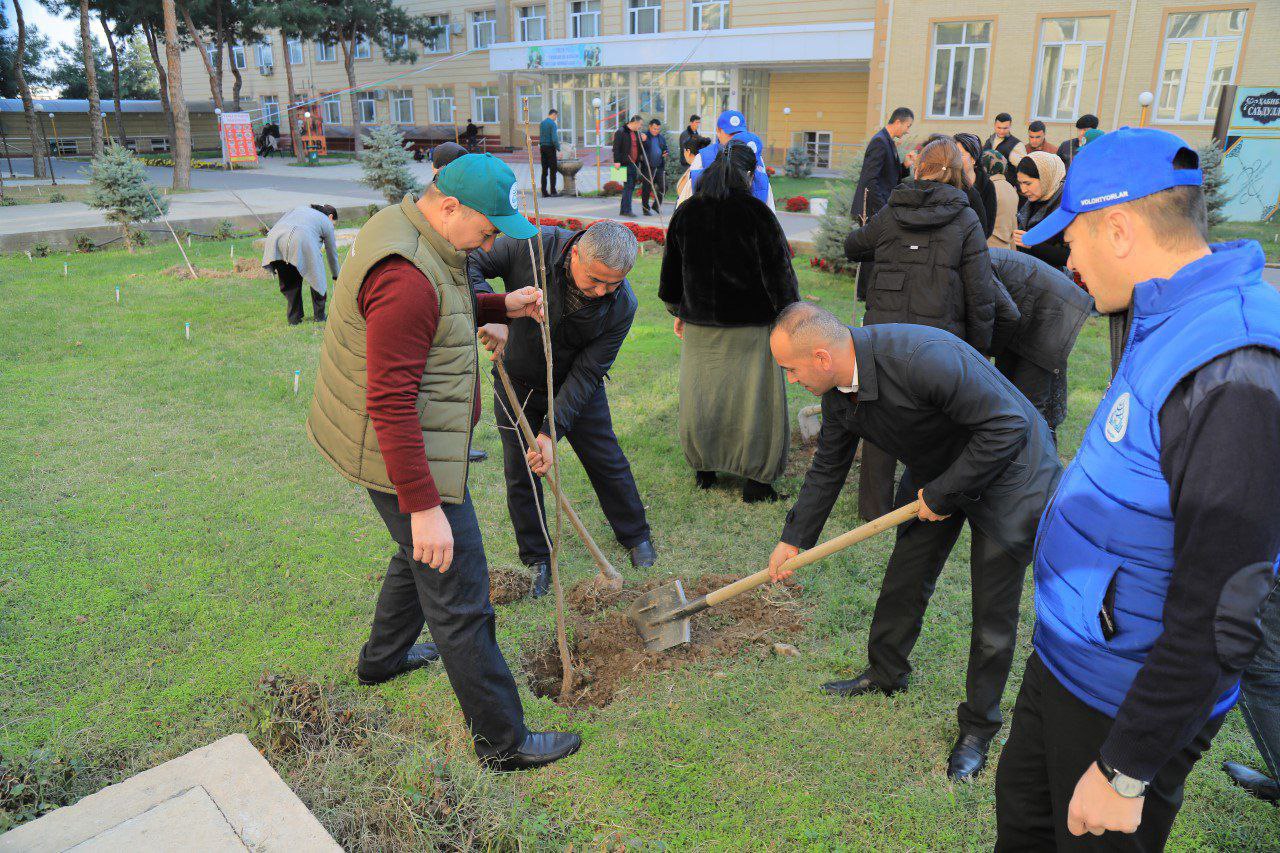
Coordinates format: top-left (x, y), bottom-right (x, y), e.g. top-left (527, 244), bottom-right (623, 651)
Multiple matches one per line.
top-left (947, 733), bottom-right (993, 782)
top-left (311, 288), bottom-right (327, 322)
top-left (1223, 762), bottom-right (1280, 804)
top-left (529, 561), bottom-right (551, 599)
top-left (468, 447), bottom-right (488, 462)
top-left (357, 642), bottom-right (440, 685)
top-left (742, 479), bottom-right (779, 503)
top-left (484, 731), bottom-right (582, 772)
top-left (695, 471), bottom-right (717, 489)
top-left (629, 539), bottom-right (657, 568)
top-left (821, 669), bottom-right (908, 698)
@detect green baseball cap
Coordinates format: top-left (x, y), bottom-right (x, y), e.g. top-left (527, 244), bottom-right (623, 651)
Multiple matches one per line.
top-left (434, 153), bottom-right (537, 239)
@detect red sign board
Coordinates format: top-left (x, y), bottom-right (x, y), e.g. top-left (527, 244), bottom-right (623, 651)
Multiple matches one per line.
top-left (219, 112), bottom-right (258, 164)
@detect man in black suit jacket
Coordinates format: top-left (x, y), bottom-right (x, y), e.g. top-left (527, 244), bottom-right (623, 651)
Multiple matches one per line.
top-left (767, 302), bottom-right (1061, 783)
top-left (611, 115), bottom-right (644, 217)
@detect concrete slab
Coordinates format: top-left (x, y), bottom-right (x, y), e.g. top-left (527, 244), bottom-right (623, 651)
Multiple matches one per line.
top-left (0, 734), bottom-right (340, 853)
top-left (65, 787), bottom-right (246, 853)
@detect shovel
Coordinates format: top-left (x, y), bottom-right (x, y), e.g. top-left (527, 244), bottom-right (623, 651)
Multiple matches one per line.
top-left (629, 500), bottom-right (922, 652)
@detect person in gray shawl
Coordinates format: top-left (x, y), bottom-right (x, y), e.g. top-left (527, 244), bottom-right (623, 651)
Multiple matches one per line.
top-left (261, 204), bottom-right (341, 324)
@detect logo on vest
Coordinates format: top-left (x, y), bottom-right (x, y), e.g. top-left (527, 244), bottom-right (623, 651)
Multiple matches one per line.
top-left (1105, 392), bottom-right (1131, 443)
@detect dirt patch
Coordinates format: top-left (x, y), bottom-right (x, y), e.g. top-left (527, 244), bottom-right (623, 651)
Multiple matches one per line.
top-left (488, 566), bottom-right (531, 606)
top-left (524, 573), bottom-right (806, 708)
top-left (162, 258), bottom-right (272, 280)
top-left (255, 673), bottom-right (369, 756)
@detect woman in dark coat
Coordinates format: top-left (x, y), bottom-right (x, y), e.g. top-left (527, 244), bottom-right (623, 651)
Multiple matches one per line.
top-left (954, 132), bottom-right (996, 239)
top-left (659, 141), bottom-right (800, 502)
top-left (1014, 151), bottom-right (1069, 270)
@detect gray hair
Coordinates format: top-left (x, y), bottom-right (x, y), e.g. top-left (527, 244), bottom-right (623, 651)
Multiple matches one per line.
top-left (578, 219), bottom-right (639, 272)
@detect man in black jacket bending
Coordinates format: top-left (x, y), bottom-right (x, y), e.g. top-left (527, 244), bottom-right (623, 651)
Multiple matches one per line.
top-left (470, 219), bottom-right (656, 597)
top-left (767, 302), bottom-right (1061, 782)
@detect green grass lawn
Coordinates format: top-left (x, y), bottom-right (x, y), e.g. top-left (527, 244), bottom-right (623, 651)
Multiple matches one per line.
top-left (0, 240), bottom-right (1275, 849)
top-left (1212, 219), bottom-right (1280, 263)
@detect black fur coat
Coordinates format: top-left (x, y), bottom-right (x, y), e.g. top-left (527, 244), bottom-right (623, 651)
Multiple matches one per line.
top-left (658, 193), bottom-right (800, 326)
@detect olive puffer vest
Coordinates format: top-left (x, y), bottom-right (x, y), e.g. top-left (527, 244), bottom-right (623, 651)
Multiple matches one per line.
top-left (307, 196), bottom-right (477, 504)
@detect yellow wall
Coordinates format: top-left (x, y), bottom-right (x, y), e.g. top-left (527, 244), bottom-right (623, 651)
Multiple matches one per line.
top-left (765, 71), bottom-right (869, 165)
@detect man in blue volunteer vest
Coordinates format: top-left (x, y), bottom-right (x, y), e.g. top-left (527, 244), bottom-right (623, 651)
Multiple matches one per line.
top-left (687, 110), bottom-right (773, 208)
top-left (994, 127), bottom-right (1280, 848)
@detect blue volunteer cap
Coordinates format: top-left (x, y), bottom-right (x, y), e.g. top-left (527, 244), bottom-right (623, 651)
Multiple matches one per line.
top-left (716, 109), bottom-right (747, 135)
top-left (1023, 126), bottom-right (1202, 246)
top-left (733, 131), bottom-right (764, 166)
top-left (434, 153), bottom-right (538, 240)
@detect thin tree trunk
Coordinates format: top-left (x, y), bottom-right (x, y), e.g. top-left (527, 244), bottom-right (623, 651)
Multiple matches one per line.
top-left (179, 3), bottom-right (224, 111)
top-left (228, 54), bottom-right (242, 111)
top-left (341, 32), bottom-right (361, 154)
top-left (212, 0), bottom-right (224, 108)
top-left (79, 0), bottom-right (105, 157)
top-left (280, 30), bottom-right (301, 159)
top-left (144, 24), bottom-right (178, 153)
top-left (100, 15), bottom-right (126, 145)
top-left (11, 0), bottom-right (48, 178)
top-left (160, 0), bottom-right (191, 190)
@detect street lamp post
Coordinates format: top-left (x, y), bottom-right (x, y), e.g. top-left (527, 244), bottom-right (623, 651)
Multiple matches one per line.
top-left (782, 106), bottom-right (791, 164)
top-left (1138, 91), bottom-right (1154, 127)
top-left (593, 96), bottom-right (602, 191)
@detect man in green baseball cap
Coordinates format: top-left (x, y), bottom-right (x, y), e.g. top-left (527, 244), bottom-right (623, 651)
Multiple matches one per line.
top-left (308, 153), bottom-right (582, 772)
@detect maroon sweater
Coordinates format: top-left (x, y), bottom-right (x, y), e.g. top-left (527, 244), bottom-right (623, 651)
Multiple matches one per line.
top-left (359, 256), bottom-right (508, 514)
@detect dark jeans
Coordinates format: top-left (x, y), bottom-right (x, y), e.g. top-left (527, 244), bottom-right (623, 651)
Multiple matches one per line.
top-left (996, 653), bottom-right (1223, 851)
top-left (619, 163), bottom-right (638, 214)
top-left (540, 145), bottom-right (558, 195)
top-left (866, 471), bottom-right (1028, 739)
top-left (494, 375), bottom-right (650, 566)
top-left (358, 488), bottom-right (527, 759)
top-left (271, 260), bottom-right (325, 325)
top-left (1241, 585), bottom-right (1280, 781)
top-left (857, 441), bottom-right (897, 522)
top-left (641, 158), bottom-right (663, 210)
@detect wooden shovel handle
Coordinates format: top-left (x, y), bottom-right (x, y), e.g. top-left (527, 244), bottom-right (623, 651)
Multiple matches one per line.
top-left (703, 500), bottom-right (922, 608)
top-left (494, 358), bottom-right (623, 582)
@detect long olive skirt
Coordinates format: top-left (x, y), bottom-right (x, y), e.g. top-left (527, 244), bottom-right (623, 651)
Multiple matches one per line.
top-left (678, 322), bottom-right (789, 484)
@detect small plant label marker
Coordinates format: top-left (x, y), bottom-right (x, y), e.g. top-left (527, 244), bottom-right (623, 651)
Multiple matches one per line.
top-left (25, 251), bottom-right (31, 262)
top-left (184, 322), bottom-right (191, 340)
top-left (115, 286), bottom-right (120, 304)
top-left (63, 263), bottom-right (68, 277)
top-left (187, 234), bottom-right (192, 247)
top-left (293, 369), bottom-right (301, 395)
top-left (230, 245), bottom-right (235, 268)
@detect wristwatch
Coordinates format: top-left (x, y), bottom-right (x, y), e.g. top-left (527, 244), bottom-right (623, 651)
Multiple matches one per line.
top-left (1097, 759), bottom-right (1149, 798)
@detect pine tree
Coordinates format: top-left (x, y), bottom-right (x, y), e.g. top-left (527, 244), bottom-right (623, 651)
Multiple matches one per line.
top-left (1197, 141), bottom-right (1231, 229)
top-left (360, 123), bottom-right (422, 204)
top-left (784, 145), bottom-right (812, 179)
top-left (813, 156), bottom-right (862, 273)
top-left (87, 143), bottom-right (168, 251)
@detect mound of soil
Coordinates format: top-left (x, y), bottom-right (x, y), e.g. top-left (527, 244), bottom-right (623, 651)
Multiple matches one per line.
top-left (162, 258), bottom-right (272, 280)
top-left (524, 573), bottom-right (805, 708)
top-left (489, 566), bottom-right (531, 606)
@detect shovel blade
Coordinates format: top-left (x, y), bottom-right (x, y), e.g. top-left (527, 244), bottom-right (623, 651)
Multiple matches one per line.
top-left (628, 580), bottom-right (692, 652)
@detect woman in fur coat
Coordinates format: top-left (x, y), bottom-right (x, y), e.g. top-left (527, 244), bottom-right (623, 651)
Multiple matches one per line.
top-left (659, 141), bottom-right (800, 502)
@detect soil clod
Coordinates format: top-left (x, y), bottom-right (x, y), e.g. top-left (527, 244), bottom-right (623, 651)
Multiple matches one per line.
top-left (489, 566), bottom-right (531, 606)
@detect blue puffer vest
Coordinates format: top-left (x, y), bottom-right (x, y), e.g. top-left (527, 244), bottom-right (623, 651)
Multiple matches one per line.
top-left (689, 140), bottom-right (771, 205)
top-left (1033, 240), bottom-right (1280, 719)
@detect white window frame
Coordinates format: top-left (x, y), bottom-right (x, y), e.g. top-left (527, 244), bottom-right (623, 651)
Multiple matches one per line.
top-left (1155, 9), bottom-right (1248, 125)
top-left (391, 89), bottom-right (414, 124)
top-left (429, 88), bottom-right (456, 124)
top-left (424, 15), bottom-right (450, 53)
top-left (803, 130), bottom-right (833, 169)
top-left (516, 84), bottom-right (543, 122)
top-left (1031, 18), bottom-right (1108, 122)
top-left (570, 1), bottom-right (601, 38)
top-left (316, 41), bottom-right (337, 63)
top-left (229, 43), bottom-right (247, 69)
top-left (357, 93), bottom-right (377, 124)
top-left (628, 0), bottom-right (661, 35)
top-left (261, 95), bottom-right (280, 124)
top-left (287, 38), bottom-right (303, 65)
top-left (322, 95), bottom-right (342, 124)
top-left (205, 45), bottom-right (218, 68)
top-left (691, 0), bottom-right (728, 31)
top-left (354, 34), bottom-right (372, 59)
top-left (149, 137), bottom-right (170, 153)
top-left (386, 31), bottom-right (409, 55)
top-left (926, 20), bottom-right (992, 120)
top-left (254, 40), bottom-right (274, 69)
top-left (470, 10), bottom-right (497, 50)
top-left (519, 5), bottom-right (547, 42)
top-left (472, 86), bottom-right (500, 124)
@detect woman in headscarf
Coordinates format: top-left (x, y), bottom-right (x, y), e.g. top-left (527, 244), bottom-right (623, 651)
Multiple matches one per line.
top-left (1014, 151), bottom-right (1069, 270)
top-left (954, 132), bottom-right (996, 239)
top-left (981, 149), bottom-right (1019, 250)
top-left (660, 140), bottom-right (800, 502)
top-left (260, 203), bottom-right (340, 324)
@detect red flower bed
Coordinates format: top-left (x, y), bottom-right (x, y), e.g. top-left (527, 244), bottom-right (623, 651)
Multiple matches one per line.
top-left (523, 214), bottom-right (668, 246)
top-left (784, 195), bottom-right (810, 212)
top-left (602, 181), bottom-right (623, 196)
top-left (765, 165), bottom-right (776, 176)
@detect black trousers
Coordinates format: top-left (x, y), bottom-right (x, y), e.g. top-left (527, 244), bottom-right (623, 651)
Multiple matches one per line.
top-left (996, 653), bottom-right (1223, 851)
top-left (619, 163), bottom-right (638, 215)
top-left (494, 375), bottom-right (650, 566)
top-left (271, 260), bottom-right (326, 324)
top-left (641, 159), bottom-right (663, 211)
top-left (866, 471), bottom-right (1028, 739)
top-left (357, 488), bottom-right (527, 759)
top-left (857, 441), bottom-right (898, 522)
top-left (540, 145), bottom-right (558, 195)
top-left (997, 351), bottom-right (1062, 442)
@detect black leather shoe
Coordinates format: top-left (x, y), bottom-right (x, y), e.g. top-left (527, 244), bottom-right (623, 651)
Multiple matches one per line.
top-left (695, 470), bottom-right (717, 489)
top-left (821, 670), bottom-right (908, 698)
top-left (485, 731), bottom-right (582, 772)
top-left (742, 480), bottom-right (780, 503)
top-left (469, 447), bottom-right (488, 462)
top-left (529, 561), bottom-right (551, 598)
top-left (1223, 761), bottom-right (1280, 804)
top-left (357, 642), bottom-right (440, 685)
top-left (947, 733), bottom-right (993, 782)
top-left (630, 539), bottom-right (657, 568)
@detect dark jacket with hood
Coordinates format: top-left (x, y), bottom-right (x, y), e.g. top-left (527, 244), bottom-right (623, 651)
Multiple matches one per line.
top-left (469, 226), bottom-right (637, 435)
top-left (1017, 187), bottom-right (1070, 270)
top-left (659, 193), bottom-right (799, 326)
top-left (844, 179), bottom-right (1008, 354)
top-left (988, 247), bottom-right (1093, 369)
